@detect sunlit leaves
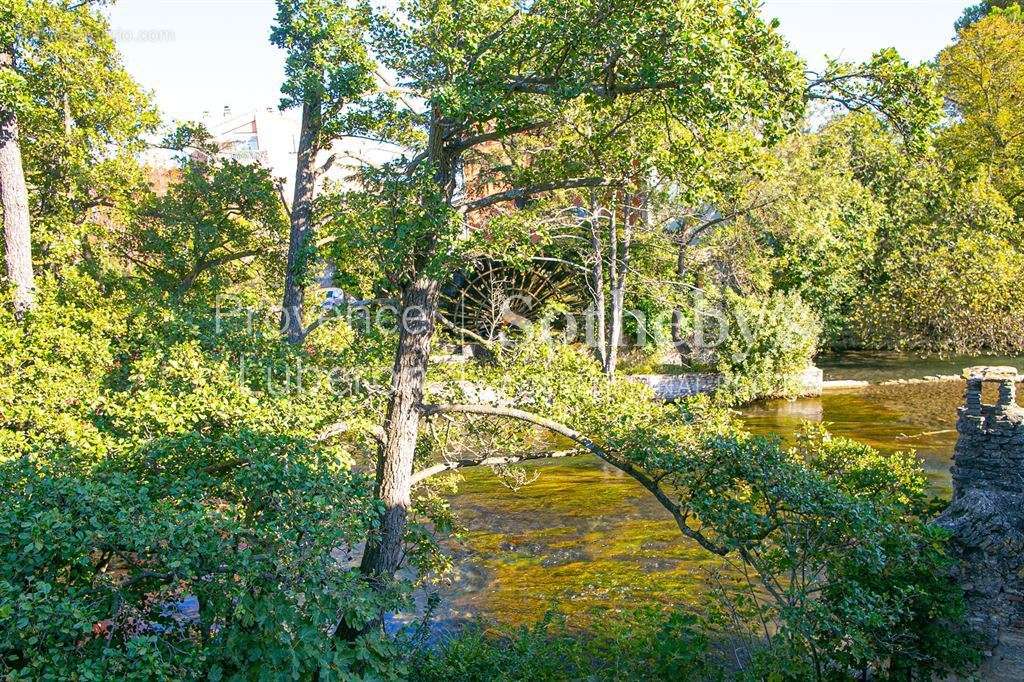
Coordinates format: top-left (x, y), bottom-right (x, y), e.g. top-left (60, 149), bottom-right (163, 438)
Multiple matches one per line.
top-left (939, 11), bottom-right (1024, 218)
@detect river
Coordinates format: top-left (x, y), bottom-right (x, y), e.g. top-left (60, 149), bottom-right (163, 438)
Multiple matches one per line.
top-left (426, 353), bottom-right (1024, 630)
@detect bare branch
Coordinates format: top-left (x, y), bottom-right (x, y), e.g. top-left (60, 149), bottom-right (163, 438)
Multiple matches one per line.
top-left (411, 449), bottom-right (581, 487)
top-left (437, 313), bottom-right (497, 351)
top-left (317, 421), bottom-right (387, 446)
top-left (680, 198), bottom-right (780, 245)
top-left (277, 184), bottom-right (292, 219)
top-left (419, 402), bottom-right (729, 556)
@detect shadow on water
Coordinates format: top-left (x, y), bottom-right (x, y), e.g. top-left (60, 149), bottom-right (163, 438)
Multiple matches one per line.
top-left (743, 382), bottom-right (967, 498)
top-left (432, 353), bottom-right (1024, 627)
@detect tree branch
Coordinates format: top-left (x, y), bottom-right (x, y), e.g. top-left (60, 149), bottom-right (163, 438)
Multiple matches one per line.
top-left (437, 314), bottom-right (497, 351)
top-left (503, 78), bottom-right (684, 99)
top-left (458, 177), bottom-right (614, 213)
top-left (317, 421), bottom-right (388, 447)
top-left (680, 197), bottom-right (780, 245)
top-left (278, 184), bottom-right (292, 219)
top-left (173, 249), bottom-right (262, 298)
top-left (411, 449), bottom-right (581, 486)
top-left (419, 402), bottom-right (728, 556)
top-left (452, 121), bottom-right (551, 153)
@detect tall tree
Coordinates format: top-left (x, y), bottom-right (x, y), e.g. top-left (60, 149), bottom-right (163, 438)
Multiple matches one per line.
top-left (0, 43), bottom-right (33, 317)
top-left (320, 0), bottom-right (806, 595)
top-left (1, 0), bottom-right (155, 314)
top-left (271, 0), bottom-right (380, 343)
top-left (120, 125), bottom-right (288, 301)
top-left (956, 0), bottom-right (1023, 31)
top-left (939, 10), bottom-right (1024, 217)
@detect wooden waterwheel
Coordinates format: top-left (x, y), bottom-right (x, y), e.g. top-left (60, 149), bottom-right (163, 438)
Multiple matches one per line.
top-left (441, 258), bottom-right (582, 342)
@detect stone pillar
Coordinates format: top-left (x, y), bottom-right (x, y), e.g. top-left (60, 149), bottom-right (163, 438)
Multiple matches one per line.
top-left (965, 377), bottom-right (983, 416)
top-left (999, 379), bottom-right (1017, 412)
top-left (937, 366), bottom-right (1024, 680)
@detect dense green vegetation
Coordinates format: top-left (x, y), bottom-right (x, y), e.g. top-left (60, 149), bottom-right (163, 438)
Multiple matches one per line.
top-left (1, 0), bottom-right (1018, 679)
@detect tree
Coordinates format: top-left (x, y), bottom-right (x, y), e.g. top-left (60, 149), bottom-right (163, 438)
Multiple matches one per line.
top-left (939, 10), bottom-right (1024, 218)
top-left (697, 427), bottom-right (976, 679)
top-left (690, 122), bottom-right (884, 348)
top-left (1, 0), bottom-right (156, 316)
top-left (956, 0), bottom-right (1023, 31)
top-left (858, 229), bottom-right (1024, 354)
top-left (271, 0), bottom-right (384, 343)
top-left (1, 6), bottom-right (34, 316)
top-left (407, 332), bottom-right (975, 679)
top-left (119, 126), bottom-right (288, 301)
top-left (543, 110), bottom-right (769, 378)
top-left (656, 49), bottom-right (939, 355)
top-left (317, 0), bottom-right (806, 596)
top-left (805, 48), bottom-right (941, 146)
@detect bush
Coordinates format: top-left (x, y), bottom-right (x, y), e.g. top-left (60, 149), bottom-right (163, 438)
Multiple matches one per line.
top-left (857, 231), bottom-right (1024, 353)
top-left (715, 291), bottom-right (821, 405)
top-left (414, 609), bottom-right (717, 682)
top-left (0, 433), bottom-right (406, 680)
top-left (698, 427), bottom-right (979, 680)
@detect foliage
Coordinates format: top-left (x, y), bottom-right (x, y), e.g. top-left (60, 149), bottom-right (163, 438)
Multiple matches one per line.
top-left (714, 291), bottom-right (821, 405)
top-left (0, 1), bottom-right (994, 679)
top-left (808, 48), bottom-right (941, 145)
top-left (856, 230), bottom-right (1024, 354)
top-left (0, 269), bottom-right (413, 678)
top-left (702, 127), bottom-right (884, 346)
top-left (0, 0), bottom-right (157, 260)
top-left (956, 0), bottom-right (1023, 31)
top-left (698, 427), bottom-right (979, 680)
top-left (272, 0), bottom-right (407, 146)
top-left (939, 10), bottom-right (1024, 219)
top-left (120, 149), bottom-right (288, 301)
top-left (414, 609), bottom-right (717, 682)
top-left (0, 433), bottom-right (410, 681)
top-left (320, 0), bottom-right (807, 292)
top-left (422, 331), bottom-right (977, 679)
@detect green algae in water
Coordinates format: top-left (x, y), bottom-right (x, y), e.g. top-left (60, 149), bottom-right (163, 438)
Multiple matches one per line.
top-left (442, 371), bottom-right (1010, 626)
top-left (444, 459), bottom-right (725, 626)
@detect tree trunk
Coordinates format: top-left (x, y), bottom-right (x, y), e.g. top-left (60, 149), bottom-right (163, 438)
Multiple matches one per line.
top-left (281, 96), bottom-right (322, 343)
top-left (606, 195), bottom-right (633, 379)
top-left (0, 48), bottom-right (34, 319)
top-left (588, 199), bottom-right (608, 369)
top-left (359, 276), bottom-right (440, 581)
top-left (672, 237), bottom-right (687, 350)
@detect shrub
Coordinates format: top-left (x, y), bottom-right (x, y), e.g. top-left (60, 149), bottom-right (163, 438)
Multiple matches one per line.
top-left (699, 427), bottom-right (979, 680)
top-left (857, 231), bottom-right (1024, 354)
top-left (414, 609), bottom-right (717, 682)
top-left (715, 291), bottom-right (821, 405)
top-left (0, 433), bottom-right (406, 680)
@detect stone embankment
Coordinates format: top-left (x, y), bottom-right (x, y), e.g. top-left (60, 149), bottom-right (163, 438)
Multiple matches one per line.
top-left (633, 366), bottom-right (824, 401)
top-left (938, 366), bottom-right (1024, 681)
top-left (632, 366), bottom-right (1024, 402)
top-left (823, 372), bottom-right (1024, 392)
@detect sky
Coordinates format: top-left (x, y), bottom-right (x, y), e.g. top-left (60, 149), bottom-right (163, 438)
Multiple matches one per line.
top-left (105, 0), bottom-right (971, 123)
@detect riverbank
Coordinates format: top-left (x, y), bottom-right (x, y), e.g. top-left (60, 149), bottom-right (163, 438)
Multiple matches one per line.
top-left (817, 351), bottom-right (1024, 383)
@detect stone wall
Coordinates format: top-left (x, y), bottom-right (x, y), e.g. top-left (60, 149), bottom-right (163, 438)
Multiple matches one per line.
top-left (937, 367), bottom-right (1024, 681)
top-left (630, 373), bottom-right (724, 400)
top-left (632, 365), bottom-right (823, 401)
